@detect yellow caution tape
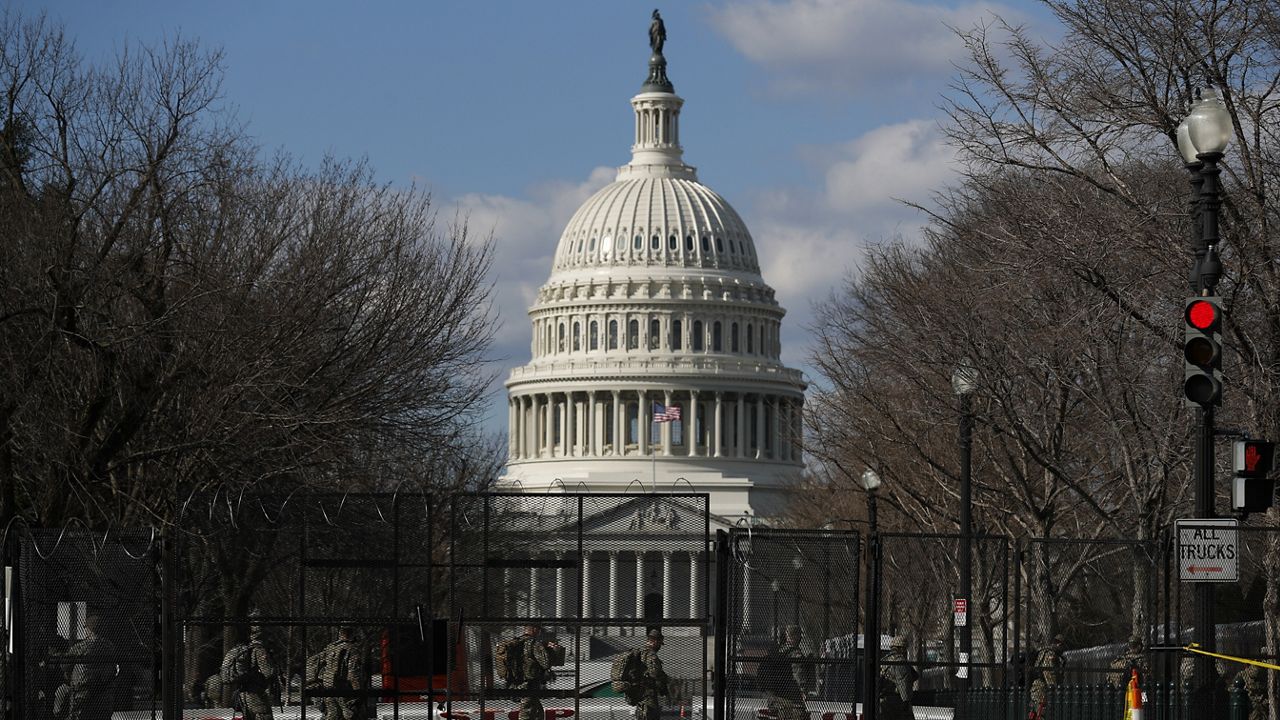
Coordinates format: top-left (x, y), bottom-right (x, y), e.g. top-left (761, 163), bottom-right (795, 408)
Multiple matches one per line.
top-left (1185, 643), bottom-right (1280, 671)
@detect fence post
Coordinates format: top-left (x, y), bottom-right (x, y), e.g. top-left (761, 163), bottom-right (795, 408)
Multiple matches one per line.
top-left (712, 530), bottom-right (729, 720)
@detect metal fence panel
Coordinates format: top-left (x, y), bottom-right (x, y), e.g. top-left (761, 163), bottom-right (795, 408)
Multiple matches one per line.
top-left (19, 529), bottom-right (157, 720)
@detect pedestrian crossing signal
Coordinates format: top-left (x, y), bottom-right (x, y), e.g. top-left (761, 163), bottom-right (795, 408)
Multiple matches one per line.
top-left (1233, 440), bottom-right (1276, 513)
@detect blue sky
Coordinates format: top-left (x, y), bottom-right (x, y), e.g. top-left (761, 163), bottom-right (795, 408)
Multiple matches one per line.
top-left (16, 0), bottom-right (1056, 438)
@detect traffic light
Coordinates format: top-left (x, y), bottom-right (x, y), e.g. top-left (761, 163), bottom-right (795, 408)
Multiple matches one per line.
top-left (1183, 297), bottom-right (1224, 407)
top-left (1232, 439), bottom-right (1276, 513)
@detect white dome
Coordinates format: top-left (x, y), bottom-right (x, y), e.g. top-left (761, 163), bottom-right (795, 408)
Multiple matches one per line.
top-left (502, 50), bottom-right (804, 519)
top-left (552, 176), bottom-right (761, 276)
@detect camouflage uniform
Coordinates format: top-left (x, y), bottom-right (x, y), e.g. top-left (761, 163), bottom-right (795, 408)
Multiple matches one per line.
top-left (517, 635), bottom-right (553, 720)
top-left (310, 632), bottom-right (365, 720)
top-left (237, 637), bottom-right (278, 720)
top-left (779, 627), bottom-right (815, 698)
top-left (1238, 664), bottom-right (1268, 720)
top-left (632, 644), bottom-right (669, 720)
top-left (1108, 637), bottom-right (1149, 688)
top-left (878, 641), bottom-right (918, 720)
top-left (1029, 638), bottom-right (1064, 717)
top-left (66, 626), bottom-right (115, 720)
top-left (759, 643), bottom-right (807, 720)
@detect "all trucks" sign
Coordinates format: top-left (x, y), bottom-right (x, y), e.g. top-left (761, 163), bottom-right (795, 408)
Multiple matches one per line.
top-left (1176, 518), bottom-right (1239, 583)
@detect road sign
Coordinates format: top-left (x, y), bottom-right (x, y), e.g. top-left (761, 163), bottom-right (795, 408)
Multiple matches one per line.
top-left (953, 598), bottom-right (968, 627)
top-left (1176, 518), bottom-right (1238, 582)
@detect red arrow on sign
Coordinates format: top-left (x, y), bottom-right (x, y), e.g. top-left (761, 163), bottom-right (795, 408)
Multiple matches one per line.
top-left (1188, 565), bottom-right (1223, 573)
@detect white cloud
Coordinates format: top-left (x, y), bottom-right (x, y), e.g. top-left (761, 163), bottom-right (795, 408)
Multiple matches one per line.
top-left (708, 0), bottom-right (1019, 96)
top-left (823, 119), bottom-right (958, 214)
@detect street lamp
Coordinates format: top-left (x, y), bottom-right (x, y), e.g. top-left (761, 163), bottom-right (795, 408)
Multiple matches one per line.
top-left (861, 468), bottom-right (883, 720)
top-left (771, 579), bottom-right (781, 641)
top-left (1177, 84), bottom-right (1234, 719)
top-left (952, 364), bottom-right (977, 718)
top-left (792, 555), bottom-right (803, 627)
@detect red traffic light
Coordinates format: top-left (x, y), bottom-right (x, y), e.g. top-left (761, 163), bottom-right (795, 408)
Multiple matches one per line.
top-left (1186, 299), bottom-right (1219, 330)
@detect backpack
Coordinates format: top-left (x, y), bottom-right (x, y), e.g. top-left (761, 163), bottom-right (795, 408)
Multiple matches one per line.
top-left (611, 650), bottom-right (643, 702)
top-left (495, 637), bottom-right (526, 685)
top-left (323, 644), bottom-right (351, 688)
top-left (220, 643), bottom-right (257, 688)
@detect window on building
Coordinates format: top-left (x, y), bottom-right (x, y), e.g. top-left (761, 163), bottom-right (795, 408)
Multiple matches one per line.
top-left (747, 323), bottom-right (754, 353)
top-left (668, 235), bottom-right (677, 250)
top-left (672, 405), bottom-right (684, 446)
top-left (553, 404), bottom-right (562, 446)
top-left (712, 321), bottom-right (722, 352)
top-left (590, 321), bottom-right (599, 351)
top-left (634, 235), bottom-right (643, 251)
top-left (558, 323), bottom-right (566, 352)
top-left (685, 235), bottom-right (694, 252)
top-left (716, 237), bottom-right (724, 253)
top-left (627, 403), bottom-right (639, 444)
top-left (693, 320), bottom-right (704, 351)
top-left (650, 318), bottom-right (661, 349)
top-left (589, 237), bottom-right (597, 252)
top-left (627, 319), bottom-right (639, 350)
top-left (651, 235), bottom-right (660, 250)
top-left (573, 322), bottom-right (581, 351)
top-left (759, 326), bottom-right (765, 355)
top-left (672, 320), bottom-right (683, 350)
top-left (609, 320), bottom-right (619, 350)
top-left (731, 322), bottom-right (739, 352)
top-left (701, 235), bottom-right (710, 253)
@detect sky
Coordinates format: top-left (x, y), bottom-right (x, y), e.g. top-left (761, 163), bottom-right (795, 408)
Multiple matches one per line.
top-left (13, 0), bottom-right (1058, 438)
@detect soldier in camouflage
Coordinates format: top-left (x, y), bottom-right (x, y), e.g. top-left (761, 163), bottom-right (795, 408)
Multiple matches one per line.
top-left (1108, 635), bottom-right (1149, 688)
top-left (66, 613), bottom-right (116, 720)
top-left (779, 626), bottom-right (814, 698)
top-left (758, 636), bottom-right (806, 720)
top-left (632, 629), bottom-right (670, 720)
top-left (238, 618), bottom-right (279, 720)
top-left (1029, 634), bottom-right (1065, 718)
top-left (878, 637), bottom-right (918, 720)
top-left (516, 625), bottom-right (556, 720)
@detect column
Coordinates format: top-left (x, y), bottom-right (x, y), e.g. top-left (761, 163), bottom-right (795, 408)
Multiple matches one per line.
top-left (612, 390), bottom-right (623, 454)
top-left (544, 395), bottom-right (554, 457)
top-left (560, 394), bottom-right (570, 457)
top-left (555, 553), bottom-right (566, 619)
top-left (523, 396), bottom-right (532, 459)
top-left (508, 399), bottom-right (516, 458)
top-left (587, 391), bottom-right (597, 456)
top-left (755, 395), bottom-right (765, 460)
top-left (639, 390), bottom-right (649, 456)
top-left (662, 551), bottom-right (673, 619)
top-left (662, 390), bottom-right (673, 456)
top-left (635, 551), bottom-right (646, 623)
top-left (736, 395), bottom-right (746, 458)
top-left (794, 401), bottom-right (803, 461)
top-left (689, 550), bottom-right (701, 618)
top-left (582, 550), bottom-right (593, 619)
top-left (689, 391), bottom-right (700, 457)
top-left (713, 392), bottom-right (723, 457)
top-left (769, 396), bottom-right (779, 459)
top-left (565, 393), bottom-right (575, 457)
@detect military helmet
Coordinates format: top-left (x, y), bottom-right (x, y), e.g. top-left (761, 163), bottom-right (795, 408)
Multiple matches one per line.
top-left (890, 636), bottom-right (907, 649)
top-left (646, 628), bottom-right (664, 640)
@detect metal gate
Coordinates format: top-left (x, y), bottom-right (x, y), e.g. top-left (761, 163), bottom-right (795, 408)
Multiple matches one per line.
top-left (449, 493), bottom-right (713, 720)
top-left (17, 528), bottom-right (158, 720)
top-left (720, 527), bottom-right (861, 720)
top-left (169, 492), bottom-right (440, 718)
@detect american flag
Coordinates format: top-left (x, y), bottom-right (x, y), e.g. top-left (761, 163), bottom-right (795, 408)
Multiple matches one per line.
top-left (652, 402), bottom-right (681, 423)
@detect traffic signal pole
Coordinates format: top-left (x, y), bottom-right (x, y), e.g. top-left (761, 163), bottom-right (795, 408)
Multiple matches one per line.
top-left (1193, 406), bottom-right (1219, 718)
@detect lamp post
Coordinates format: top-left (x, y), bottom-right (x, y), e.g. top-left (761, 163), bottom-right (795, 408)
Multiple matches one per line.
top-left (1177, 84), bottom-right (1234, 719)
top-left (792, 555), bottom-right (803, 627)
top-left (862, 468), bottom-right (883, 720)
top-left (771, 579), bottom-right (781, 641)
top-left (952, 364), bottom-right (978, 718)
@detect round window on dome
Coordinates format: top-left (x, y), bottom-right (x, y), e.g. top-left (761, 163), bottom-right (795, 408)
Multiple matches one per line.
top-left (668, 235), bottom-right (677, 250)
top-left (716, 237), bottom-right (724, 253)
top-left (590, 237), bottom-right (597, 252)
top-left (651, 235), bottom-right (660, 250)
top-left (615, 236), bottom-right (624, 252)
top-left (701, 235), bottom-right (710, 254)
top-left (634, 235), bottom-right (643, 251)
top-left (685, 235), bottom-right (694, 252)
top-left (600, 236), bottom-right (612, 257)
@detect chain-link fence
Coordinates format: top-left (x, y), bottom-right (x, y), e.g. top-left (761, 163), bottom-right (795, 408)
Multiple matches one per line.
top-left (18, 529), bottom-right (158, 720)
top-left (449, 493), bottom-right (712, 720)
top-left (721, 527), bottom-right (860, 720)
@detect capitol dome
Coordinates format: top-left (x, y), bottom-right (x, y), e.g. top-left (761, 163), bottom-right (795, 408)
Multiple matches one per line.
top-left (503, 40), bottom-right (805, 518)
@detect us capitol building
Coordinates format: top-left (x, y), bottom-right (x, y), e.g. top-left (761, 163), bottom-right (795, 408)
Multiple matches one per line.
top-left (501, 19), bottom-right (806, 522)
top-left (493, 13), bottom-right (809, 639)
